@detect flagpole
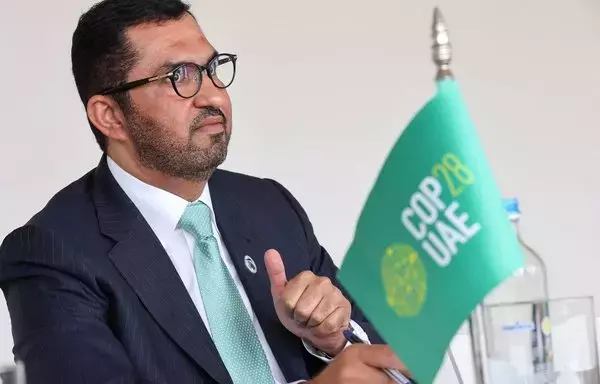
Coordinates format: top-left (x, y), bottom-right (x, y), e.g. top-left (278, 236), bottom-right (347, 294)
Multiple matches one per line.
top-left (431, 7), bottom-right (488, 384)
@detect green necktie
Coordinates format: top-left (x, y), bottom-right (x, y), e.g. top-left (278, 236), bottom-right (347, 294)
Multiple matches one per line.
top-left (178, 201), bottom-right (275, 384)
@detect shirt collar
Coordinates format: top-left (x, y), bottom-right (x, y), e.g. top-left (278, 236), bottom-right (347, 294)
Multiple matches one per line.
top-left (107, 156), bottom-right (215, 245)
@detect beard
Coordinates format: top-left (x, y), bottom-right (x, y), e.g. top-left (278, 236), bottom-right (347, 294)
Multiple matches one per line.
top-left (125, 105), bottom-right (230, 181)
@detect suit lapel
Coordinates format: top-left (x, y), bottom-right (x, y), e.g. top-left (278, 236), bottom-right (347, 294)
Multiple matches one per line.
top-left (93, 157), bottom-right (232, 384)
top-left (209, 173), bottom-right (308, 381)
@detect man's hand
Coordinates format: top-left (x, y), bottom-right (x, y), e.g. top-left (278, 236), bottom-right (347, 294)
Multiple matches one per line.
top-left (265, 249), bottom-right (350, 357)
top-left (309, 344), bottom-right (410, 384)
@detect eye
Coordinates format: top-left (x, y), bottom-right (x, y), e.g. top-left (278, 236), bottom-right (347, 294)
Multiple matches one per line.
top-left (172, 64), bottom-right (200, 83)
top-left (172, 65), bottom-right (188, 83)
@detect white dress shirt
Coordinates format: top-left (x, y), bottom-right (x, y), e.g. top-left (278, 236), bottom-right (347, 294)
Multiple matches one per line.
top-left (107, 157), bottom-right (368, 383)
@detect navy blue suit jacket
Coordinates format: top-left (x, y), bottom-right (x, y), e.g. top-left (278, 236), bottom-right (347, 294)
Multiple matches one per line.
top-left (0, 156), bottom-right (382, 384)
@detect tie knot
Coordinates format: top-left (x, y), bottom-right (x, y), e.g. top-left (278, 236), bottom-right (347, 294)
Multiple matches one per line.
top-left (179, 201), bottom-right (214, 240)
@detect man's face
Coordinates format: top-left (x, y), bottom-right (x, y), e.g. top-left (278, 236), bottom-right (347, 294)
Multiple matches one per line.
top-left (121, 14), bottom-right (232, 181)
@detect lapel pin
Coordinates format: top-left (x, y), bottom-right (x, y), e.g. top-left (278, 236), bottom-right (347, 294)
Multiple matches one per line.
top-left (244, 255), bottom-right (257, 274)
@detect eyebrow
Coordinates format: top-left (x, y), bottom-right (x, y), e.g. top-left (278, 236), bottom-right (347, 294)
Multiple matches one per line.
top-left (151, 50), bottom-right (220, 75)
top-left (153, 61), bottom-right (184, 75)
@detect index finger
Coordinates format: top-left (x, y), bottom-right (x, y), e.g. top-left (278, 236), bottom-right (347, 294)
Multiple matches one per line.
top-left (279, 271), bottom-right (317, 314)
top-left (359, 345), bottom-right (408, 372)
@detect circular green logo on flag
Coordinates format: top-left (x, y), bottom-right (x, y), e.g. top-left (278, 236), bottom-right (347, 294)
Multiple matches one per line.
top-left (381, 244), bottom-right (428, 317)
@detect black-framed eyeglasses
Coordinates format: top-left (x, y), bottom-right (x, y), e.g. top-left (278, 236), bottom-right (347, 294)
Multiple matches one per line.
top-left (98, 53), bottom-right (237, 99)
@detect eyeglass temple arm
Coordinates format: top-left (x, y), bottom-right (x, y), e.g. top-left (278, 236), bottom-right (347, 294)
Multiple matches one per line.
top-left (100, 73), bottom-right (172, 95)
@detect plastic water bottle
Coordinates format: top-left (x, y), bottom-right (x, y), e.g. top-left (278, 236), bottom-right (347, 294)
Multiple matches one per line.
top-left (469, 198), bottom-right (554, 383)
top-left (485, 197), bottom-right (550, 304)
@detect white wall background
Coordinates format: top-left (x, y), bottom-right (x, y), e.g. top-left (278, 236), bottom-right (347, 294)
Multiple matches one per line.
top-left (2, 0), bottom-right (600, 381)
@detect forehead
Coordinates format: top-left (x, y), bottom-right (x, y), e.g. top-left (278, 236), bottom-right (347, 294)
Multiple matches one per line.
top-left (126, 13), bottom-right (214, 73)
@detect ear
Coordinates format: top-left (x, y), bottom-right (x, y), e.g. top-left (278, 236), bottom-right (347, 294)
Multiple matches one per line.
top-left (86, 95), bottom-right (129, 143)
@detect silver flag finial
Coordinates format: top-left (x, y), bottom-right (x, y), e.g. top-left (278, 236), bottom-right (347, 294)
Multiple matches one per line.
top-left (432, 7), bottom-right (453, 80)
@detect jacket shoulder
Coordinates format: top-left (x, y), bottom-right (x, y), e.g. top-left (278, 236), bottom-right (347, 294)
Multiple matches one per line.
top-left (2, 168), bottom-right (100, 248)
top-left (28, 169), bottom-right (97, 231)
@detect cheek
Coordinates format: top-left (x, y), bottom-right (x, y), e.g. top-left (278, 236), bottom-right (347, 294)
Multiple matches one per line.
top-left (223, 97), bottom-right (233, 127)
top-left (132, 89), bottom-right (190, 135)
top-left (154, 104), bottom-right (189, 135)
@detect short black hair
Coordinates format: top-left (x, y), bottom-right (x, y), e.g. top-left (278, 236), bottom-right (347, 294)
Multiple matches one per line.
top-left (71, 0), bottom-right (191, 152)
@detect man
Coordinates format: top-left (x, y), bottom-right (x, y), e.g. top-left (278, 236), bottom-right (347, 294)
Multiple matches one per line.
top-left (0, 0), bottom-right (408, 383)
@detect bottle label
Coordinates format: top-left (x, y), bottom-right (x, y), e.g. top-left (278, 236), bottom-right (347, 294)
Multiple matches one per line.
top-left (499, 305), bottom-right (555, 382)
top-left (532, 303), bottom-right (554, 381)
top-left (502, 321), bottom-right (535, 332)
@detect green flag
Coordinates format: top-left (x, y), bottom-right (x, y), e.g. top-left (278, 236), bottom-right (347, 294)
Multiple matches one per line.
top-left (338, 78), bottom-right (524, 383)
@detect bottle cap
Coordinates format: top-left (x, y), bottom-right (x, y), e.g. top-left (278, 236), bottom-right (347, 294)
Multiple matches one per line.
top-left (503, 197), bottom-right (521, 217)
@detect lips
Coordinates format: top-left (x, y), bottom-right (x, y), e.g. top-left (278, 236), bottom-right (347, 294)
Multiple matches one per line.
top-left (197, 116), bottom-right (225, 128)
top-left (193, 116), bottom-right (225, 134)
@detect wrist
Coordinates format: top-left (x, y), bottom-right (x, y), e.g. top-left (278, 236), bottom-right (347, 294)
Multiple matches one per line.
top-left (318, 334), bottom-right (347, 357)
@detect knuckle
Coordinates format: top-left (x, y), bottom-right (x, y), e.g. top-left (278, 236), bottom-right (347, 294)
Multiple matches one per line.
top-left (294, 307), bottom-right (311, 322)
top-left (332, 288), bottom-right (348, 303)
top-left (282, 298), bottom-right (296, 311)
top-left (311, 311), bottom-right (327, 325)
top-left (343, 296), bottom-right (351, 308)
top-left (321, 318), bottom-right (339, 333)
top-left (317, 276), bottom-right (331, 284)
top-left (341, 303), bottom-right (352, 318)
top-left (317, 276), bottom-right (331, 286)
top-left (299, 271), bottom-right (315, 280)
top-left (335, 287), bottom-right (347, 300)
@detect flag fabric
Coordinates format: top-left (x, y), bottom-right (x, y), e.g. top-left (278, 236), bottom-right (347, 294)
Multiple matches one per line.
top-left (337, 78), bottom-right (524, 383)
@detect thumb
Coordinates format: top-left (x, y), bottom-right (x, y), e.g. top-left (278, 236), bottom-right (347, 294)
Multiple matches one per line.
top-left (265, 249), bottom-right (287, 299)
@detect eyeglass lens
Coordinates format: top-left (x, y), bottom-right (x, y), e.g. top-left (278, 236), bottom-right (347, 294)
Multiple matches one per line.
top-left (172, 54), bottom-right (235, 98)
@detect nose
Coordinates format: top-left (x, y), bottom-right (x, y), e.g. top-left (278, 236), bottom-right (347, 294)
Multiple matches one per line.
top-left (191, 72), bottom-right (229, 111)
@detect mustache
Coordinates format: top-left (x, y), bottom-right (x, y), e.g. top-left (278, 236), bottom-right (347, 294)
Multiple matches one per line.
top-left (191, 106), bottom-right (227, 130)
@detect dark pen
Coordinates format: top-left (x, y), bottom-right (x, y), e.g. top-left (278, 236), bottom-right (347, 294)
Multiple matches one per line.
top-left (342, 328), bottom-right (417, 384)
